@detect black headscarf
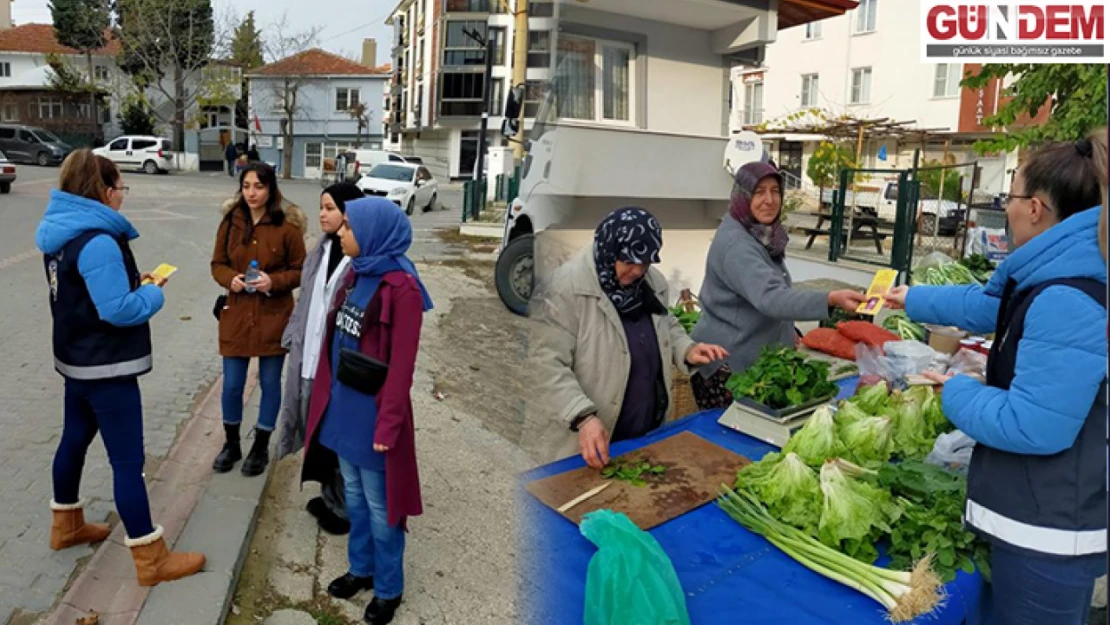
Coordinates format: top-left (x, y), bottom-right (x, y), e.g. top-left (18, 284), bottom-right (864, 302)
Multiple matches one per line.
top-left (321, 183), bottom-right (363, 279)
top-left (593, 207), bottom-right (663, 316)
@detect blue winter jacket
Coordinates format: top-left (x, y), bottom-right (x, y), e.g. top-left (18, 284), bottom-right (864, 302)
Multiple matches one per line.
top-left (906, 205), bottom-right (1107, 456)
top-left (35, 190), bottom-right (164, 327)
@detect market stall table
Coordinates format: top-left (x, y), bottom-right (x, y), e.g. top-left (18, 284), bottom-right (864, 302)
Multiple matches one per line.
top-left (521, 378), bottom-right (984, 625)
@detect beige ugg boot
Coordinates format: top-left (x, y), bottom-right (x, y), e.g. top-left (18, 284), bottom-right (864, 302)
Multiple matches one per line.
top-left (50, 500), bottom-right (111, 551)
top-left (125, 526), bottom-right (206, 587)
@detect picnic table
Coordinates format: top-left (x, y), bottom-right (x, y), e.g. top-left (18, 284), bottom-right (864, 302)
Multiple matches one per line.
top-left (801, 209), bottom-right (894, 255)
top-left (521, 377), bottom-right (986, 625)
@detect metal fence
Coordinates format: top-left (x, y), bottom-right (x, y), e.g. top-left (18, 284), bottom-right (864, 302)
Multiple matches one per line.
top-left (909, 161), bottom-right (979, 266)
top-left (828, 168), bottom-right (916, 271)
top-left (462, 178), bottom-right (488, 223)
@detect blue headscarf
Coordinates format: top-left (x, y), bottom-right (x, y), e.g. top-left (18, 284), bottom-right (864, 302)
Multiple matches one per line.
top-left (345, 197), bottom-right (434, 311)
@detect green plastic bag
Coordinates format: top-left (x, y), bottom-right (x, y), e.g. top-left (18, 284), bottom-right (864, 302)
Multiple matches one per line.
top-left (581, 509), bottom-right (691, 625)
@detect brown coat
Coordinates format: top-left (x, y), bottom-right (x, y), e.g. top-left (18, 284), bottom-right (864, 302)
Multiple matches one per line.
top-left (211, 199), bottom-right (308, 358)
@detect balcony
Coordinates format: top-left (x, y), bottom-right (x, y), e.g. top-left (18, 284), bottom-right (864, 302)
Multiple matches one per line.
top-left (444, 0), bottom-right (505, 13)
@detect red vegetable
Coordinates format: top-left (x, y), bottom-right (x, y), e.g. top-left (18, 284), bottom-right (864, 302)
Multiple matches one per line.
top-left (802, 328), bottom-right (859, 361)
top-left (837, 321), bottom-right (900, 349)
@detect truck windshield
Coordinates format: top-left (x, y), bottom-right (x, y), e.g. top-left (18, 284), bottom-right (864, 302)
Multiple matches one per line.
top-left (368, 164), bottom-right (415, 182)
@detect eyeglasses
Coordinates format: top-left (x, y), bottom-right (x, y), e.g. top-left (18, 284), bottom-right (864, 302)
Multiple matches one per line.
top-left (1001, 193), bottom-right (1054, 212)
top-left (113, 186), bottom-right (130, 195)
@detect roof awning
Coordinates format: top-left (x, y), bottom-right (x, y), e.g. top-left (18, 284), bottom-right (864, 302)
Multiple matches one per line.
top-left (778, 0), bottom-right (859, 29)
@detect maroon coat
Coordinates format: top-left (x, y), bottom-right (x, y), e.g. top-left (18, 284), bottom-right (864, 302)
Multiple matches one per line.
top-left (302, 270), bottom-right (424, 528)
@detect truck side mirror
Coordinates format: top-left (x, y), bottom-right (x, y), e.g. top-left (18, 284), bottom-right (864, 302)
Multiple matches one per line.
top-left (502, 85), bottom-right (524, 137)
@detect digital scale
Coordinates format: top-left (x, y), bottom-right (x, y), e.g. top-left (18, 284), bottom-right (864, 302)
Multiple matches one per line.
top-left (717, 394), bottom-right (836, 448)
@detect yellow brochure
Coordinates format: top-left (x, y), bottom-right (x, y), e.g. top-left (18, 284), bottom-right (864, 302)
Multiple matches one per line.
top-left (856, 269), bottom-right (899, 316)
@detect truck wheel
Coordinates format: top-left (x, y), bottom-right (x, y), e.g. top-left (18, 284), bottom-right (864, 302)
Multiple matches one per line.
top-left (919, 213), bottom-right (937, 236)
top-left (496, 234), bottom-right (534, 316)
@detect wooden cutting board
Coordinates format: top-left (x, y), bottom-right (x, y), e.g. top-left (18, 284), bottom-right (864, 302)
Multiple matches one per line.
top-left (526, 431), bottom-right (750, 530)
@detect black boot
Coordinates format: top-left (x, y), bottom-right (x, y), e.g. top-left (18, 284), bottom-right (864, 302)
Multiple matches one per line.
top-left (327, 572), bottom-right (374, 599)
top-left (240, 428), bottom-right (271, 477)
top-left (212, 423), bottom-right (241, 473)
top-left (364, 595), bottom-right (402, 625)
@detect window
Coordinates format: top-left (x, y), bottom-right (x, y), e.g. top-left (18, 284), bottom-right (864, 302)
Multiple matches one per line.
top-left (18, 130), bottom-right (34, 143)
top-left (38, 97), bottom-right (63, 119)
top-left (161, 139), bottom-right (173, 152)
top-left (443, 20), bottom-right (487, 66)
top-left (489, 78), bottom-right (504, 113)
top-left (132, 139), bottom-right (158, 150)
top-left (336, 88), bottom-right (361, 112)
top-left (0, 63), bottom-right (10, 78)
top-left (744, 81), bottom-right (763, 125)
top-left (528, 0), bottom-right (555, 17)
top-left (74, 102), bottom-right (90, 119)
top-left (528, 31), bottom-right (551, 68)
top-left (805, 22), bottom-right (822, 40)
top-left (488, 27), bottom-right (506, 65)
top-left (850, 67), bottom-right (872, 104)
top-left (109, 138), bottom-right (128, 151)
top-left (933, 63), bottom-right (962, 98)
top-left (305, 143), bottom-right (322, 169)
top-left (1, 103), bottom-right (17, 122)
top-left (800, 73), bottom-right (819, 107)
top-left (556, 35), bottom-right (635, 124)
top-left (0, 128), bottom-right (13, 139)
top-left (523, 80), bottom-right (545, 118)
top-left (854, 0), bottom-right (877, 33)
top-left (444, 0), bottom-right (502, 12)
top-left (94, 66), bottom-right (110, 81)
top-left (439, 71), bottom-right (487, 117)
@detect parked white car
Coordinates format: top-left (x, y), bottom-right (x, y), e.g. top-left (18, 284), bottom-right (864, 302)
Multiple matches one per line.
top-left (0, 150), bottom-right (16, 193)
top-left (355, 163), bottom-right (438, 216)
top-left (94, 136), bottom-right (174, 174)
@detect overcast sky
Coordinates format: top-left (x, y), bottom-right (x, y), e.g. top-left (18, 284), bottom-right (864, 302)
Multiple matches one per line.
top-left (12, 0), bottom-right (395, 65)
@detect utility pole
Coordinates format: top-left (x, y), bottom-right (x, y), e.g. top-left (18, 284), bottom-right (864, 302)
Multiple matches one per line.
top-left (510, 0), bottom-right (528, 163)
top-left (463, 27), bottom-right (496, 184)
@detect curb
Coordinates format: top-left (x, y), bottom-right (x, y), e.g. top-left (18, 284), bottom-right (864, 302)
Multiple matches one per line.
top-left (40, 369), bottom-right (261, 625)
top-left (459, 223), bottom-right (504, 239)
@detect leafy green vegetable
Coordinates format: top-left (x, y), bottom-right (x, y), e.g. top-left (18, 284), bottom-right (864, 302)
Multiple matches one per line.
top-left (839, 416), bottom-right (895, 464)
top-left (852, 382), bottom-right (890, 414)
top-left (834, 401), bottom-right (870, 427)
top-left (914, 262), bottom-right (983, 286)
top-left (881, 312), bottom-right (926, 342)
top-left (600, 457), bottom-right (667, 487)
top-left (669, 305), bottom-right (701, 335)
top-left (959, 254), bottom-right (995, 283)
top-left (820, 307), bottom-right (866, 329)
top-left (725, 346), bottom-right (837, 410)
top-left (889, 392), bottom-right (933, 460)
top-left (833, 363), bottom-right (859, 377)
top-left (735, 452), bottom-right (821, 533)
top-left (818, 461), bottom-right (902, 563)
top-left (783, 406), bottom-right (844, 467)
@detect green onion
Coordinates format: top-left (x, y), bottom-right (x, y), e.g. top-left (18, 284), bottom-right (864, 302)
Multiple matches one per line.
top-left (717, 485), bottom-right (943, 622)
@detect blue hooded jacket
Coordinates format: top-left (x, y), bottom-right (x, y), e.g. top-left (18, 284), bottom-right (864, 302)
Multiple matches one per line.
top-left (906, 205), bottom-right (1107, 456)
top-left (35, 189), bottom-right (164, 327)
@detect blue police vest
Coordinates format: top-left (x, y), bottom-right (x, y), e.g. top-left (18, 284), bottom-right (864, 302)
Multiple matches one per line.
top-left (44, 230), bottom-right (153, 380)
top-left (964, 277), bottom-right (1107, 557)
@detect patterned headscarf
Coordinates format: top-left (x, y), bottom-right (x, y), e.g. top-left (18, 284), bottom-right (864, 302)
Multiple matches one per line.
top-left (593, 207), bottom-right (663, 315)
top-left (730, 161), bottom-right (788, 259)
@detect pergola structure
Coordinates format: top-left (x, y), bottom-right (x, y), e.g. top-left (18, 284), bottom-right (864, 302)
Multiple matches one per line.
top-left (757, 114), bottom-right (959, 162)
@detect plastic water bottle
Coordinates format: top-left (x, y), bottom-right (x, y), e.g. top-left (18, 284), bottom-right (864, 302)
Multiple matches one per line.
top-left (244, 260), bottom-right (260, 293)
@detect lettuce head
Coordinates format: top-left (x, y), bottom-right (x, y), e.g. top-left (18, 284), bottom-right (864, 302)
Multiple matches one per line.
top-left (783, 405), bottom-right (844, 466)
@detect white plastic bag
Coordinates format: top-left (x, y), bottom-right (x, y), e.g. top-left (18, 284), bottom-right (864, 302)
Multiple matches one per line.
top-left (914, 251), bottom-right (956, 273)
top-left (854, 341), bottom-right (937, 390)
top-left (925, 430), bottom-right (977, 474)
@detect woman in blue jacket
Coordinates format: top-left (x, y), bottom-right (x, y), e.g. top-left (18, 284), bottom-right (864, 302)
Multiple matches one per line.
top-left (887, 136), bottom-right (1107, 625)
top-left (36, 150), bottom-right (205, 586)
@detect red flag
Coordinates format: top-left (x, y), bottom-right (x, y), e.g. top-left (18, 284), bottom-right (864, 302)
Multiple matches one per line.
top-left (253, 113), bottom-right (262, 132)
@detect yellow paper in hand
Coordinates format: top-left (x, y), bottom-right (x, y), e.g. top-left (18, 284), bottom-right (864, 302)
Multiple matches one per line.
top-left (856, 269), bottom-right (899, 316)
top-left (142, 263), bottom-right (178, 285)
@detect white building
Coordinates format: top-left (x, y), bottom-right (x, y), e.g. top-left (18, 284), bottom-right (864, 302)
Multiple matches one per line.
top-left (386, 0), bottom-right (554, 181)
top-left (730, 0), bottom-right (1044, 195)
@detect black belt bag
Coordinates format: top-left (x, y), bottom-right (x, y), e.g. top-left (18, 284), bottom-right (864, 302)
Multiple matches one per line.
top-left (337, 348), bottom-right (389, 395)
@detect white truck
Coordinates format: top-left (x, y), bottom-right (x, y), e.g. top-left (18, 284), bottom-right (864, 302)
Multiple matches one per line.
top-left (819, 181), bottom-right (965, 237)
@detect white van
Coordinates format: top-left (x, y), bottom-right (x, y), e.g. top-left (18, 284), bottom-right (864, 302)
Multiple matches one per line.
top-left (94, 136), bottom-right (174, 174)
top-left (352, 150), bottom-right (410, 177)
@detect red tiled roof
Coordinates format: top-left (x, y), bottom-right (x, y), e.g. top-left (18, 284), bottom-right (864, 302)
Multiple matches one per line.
top-left (0, 23), bottom-right (121, 56)
top-left (251, 49), bottom-right (391, 77)
top-left (779, 0), bottom-right (859, 29)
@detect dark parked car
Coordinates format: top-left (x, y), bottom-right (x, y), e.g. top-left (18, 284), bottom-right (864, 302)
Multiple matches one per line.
top-left (0, 124), bottom-right (73, 166)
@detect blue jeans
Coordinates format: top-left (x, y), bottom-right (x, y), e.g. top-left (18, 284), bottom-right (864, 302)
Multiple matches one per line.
top-left (339, 457), bottom-right (405, 599)
top-left (53, 377), bottom-right (155, 539)
top-left (984, 545), bottom-right (1106, 625)
top-left (222, 356), bottom-right (284, 431)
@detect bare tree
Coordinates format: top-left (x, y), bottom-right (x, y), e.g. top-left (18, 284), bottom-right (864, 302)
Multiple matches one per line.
top-left (259, 14), bottom-right (320, 179)
top-left (348, 101), bottom-right (371, 148)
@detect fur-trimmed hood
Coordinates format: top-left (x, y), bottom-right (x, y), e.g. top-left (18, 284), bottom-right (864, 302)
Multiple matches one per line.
top-left (220, 197), bottom-right (308, 232)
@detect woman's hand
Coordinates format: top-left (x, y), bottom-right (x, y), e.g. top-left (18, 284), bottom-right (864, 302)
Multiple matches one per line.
top-left (685, 343), bottom-right (729, 366)
top-left (921, 371), bottom-right (955, 386)
top-left (578, 416), bottom-right (610, 470)
top-left (828, 289), bottom-right (869, 312)
top-left (250, 271), bottom-right (273, 294)
top-left (140, 272), bottom-right (168, 288)
top-left (230, 274), bottom-right (248, 293)
top-left (374, 443), bottom-right (389, 453)
top-left (884, 286), bottom-right (909, 310)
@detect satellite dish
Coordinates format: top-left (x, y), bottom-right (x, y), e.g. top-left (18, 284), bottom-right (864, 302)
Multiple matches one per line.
top-left (724, 131), bottom-right (764, 176)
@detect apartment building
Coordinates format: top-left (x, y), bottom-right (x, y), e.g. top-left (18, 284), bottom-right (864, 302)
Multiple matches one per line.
top-left (386, 0), bottom-right (555, 180)
top-left (730, 0), bottom-right (1047, 195)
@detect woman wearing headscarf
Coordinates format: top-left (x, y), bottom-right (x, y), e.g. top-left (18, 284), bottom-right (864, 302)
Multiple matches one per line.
top-left (885, 136), bottom-right (1107, 625)
top-left (534, 207), bottom-right (728, 467)
top-left (690, 162), bottom-right (867, 410)
top-left (276, 183), bottom-right (364, 536)
top-left (301, 197), bottom-right (434, 625)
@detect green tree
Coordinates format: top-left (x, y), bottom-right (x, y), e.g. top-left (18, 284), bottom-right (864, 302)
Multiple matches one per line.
top-left (230, 11), bottom-right (264, 70)
top-left (962, 64), bottom-right (1108, 153)
top-left (50, 0), bottom-right (110, 138)
top-left (917, 160), bottom-right (964, 203)
top-left (806, 141), bottom-right (858, 191)
top-left (117, 98), bottom-right (157, 135)
top-left (348, 101), bottom-right (370, 148)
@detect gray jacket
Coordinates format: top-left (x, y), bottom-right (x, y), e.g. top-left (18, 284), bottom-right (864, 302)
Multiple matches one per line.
top-left (531, 248), bottom-right (695, 462)
top-left (276, 238), bottom-right (350, 458)
top-left (691, 215), bottom-right (828, 377)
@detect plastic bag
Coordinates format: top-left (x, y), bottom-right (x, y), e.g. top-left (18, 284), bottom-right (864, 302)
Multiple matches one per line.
top-left (581, 510), bottom-right (691, 625)
top-left (925, 430), bottom-right (977, 474)
top-left (855, 341), bottom-right (937, 390)
top-left (914, 251), bottom-right (956, 272)
top-left (948, 348), bottom-right (988, 381)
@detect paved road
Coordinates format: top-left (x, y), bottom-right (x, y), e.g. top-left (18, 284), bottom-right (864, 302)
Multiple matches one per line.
top-left (0, 166), bottom-right (464, 623)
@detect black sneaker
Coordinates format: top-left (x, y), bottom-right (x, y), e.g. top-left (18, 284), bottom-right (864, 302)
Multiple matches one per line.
top-left (327, 572), bottom-right (374, 600)
top-left (364, 595), bottom-right (403, 625)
